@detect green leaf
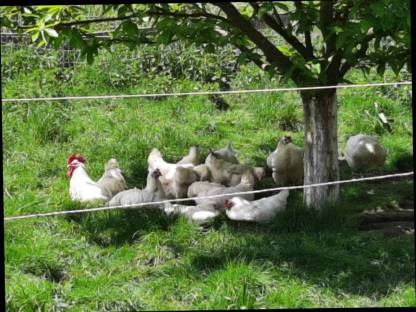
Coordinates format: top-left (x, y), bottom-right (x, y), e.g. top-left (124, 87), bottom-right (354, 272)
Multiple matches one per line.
top-left (275, 2), bottom-right (289, 11)
top-left (31, 31), bottom-right (40, 41)
top-left (122, 20), bottom-right (139, 39)
top-left (377, 62), bottom-right (386, 76)
top-left (360, 20), bottom-right (372, 34)
top-left (69, 29), bottom-right (84, 49)
top-left (278, 45), bottom-right (294, 57)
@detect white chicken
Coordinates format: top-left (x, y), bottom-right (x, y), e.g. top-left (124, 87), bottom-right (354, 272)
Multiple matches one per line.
top-left (67, 154), bottom-right (109, 202)
top-left (187, 170), bottom-right (255, 210)
top-left (163, 202), bottom-right (220, 224)
top-left (108, 168), bottom-right (166, 207)
top-left (96, 158), bottom-right (126, 199)
top-left (205, 151), bottom-right (258, 186)
top-left (267, 136), bottom-right (303, 186)
top-left (177, 146), bottom-right (201, 166)
top-left (147, 148), bottom-right (197, 198)
top-left (224, 189), bottom-right (290, 223)
top-left (343, 134), bottom-right (387, 171)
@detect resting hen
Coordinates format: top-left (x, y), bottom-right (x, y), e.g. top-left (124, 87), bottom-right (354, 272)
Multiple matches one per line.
top-left (96, 158), bottom-right (126, 199)
top-left (343, 134), bottom-right (387, 171)
top-left (224, 190), bottom-right (289, 223)
top-left (67, 154), bottom-right (109, 202)
top-left (108, 169), bottom-right (166, 207)
top-left (212, 142), bottom-right (239, 164)
top-left (177, 146), bottom-right (201, 166)
top-left (163, 202), bottom-right (220, 224)
top-left (205, 151), bottom-right (258, 186)
top-left (267, 136), bottom-right (303, 186)
top-left (147, 148), bottom-right (196, 198)
top-left (187, 170), bottom-right (255, 210)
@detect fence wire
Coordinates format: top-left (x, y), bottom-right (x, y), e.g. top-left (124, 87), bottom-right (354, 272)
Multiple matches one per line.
top-left (4, 171), bottom-right (414, 221)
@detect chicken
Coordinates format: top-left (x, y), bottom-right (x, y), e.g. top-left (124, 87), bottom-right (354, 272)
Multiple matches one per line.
top-left (211, 142), bottom-right (239, 164)
top-left (343, 134), bottom-right (387, 171)
top-left (96, 158), bottom-right (126, 199)
top-left (177, 146), bottom-right (201, 166)
top-left (147, 148), bottom-right (196, 198)
top-left (193, 164), bottom-right (211, 181)
top-left (253, 167), bottom-right (266, 182)
top-left (205, 151), bottom-right (258, 186)
top-left (67, 154), bottom-right (109, 202)
top-left (187, 170), bottom-right (255, 210)
top-left (224, 189), bottom-right (290, 223)
top-left (172, 166), bottom-right (200, 198)
top-left (163, 202), bottom-right (220, 224)
top-left (108, 169), bottom-right (166, 207)
top-left (267, 136), bottom-right (303, 186)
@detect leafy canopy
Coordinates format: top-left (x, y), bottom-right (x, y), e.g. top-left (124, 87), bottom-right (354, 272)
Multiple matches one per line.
top-left (1, 1), bottom-right (410, 85)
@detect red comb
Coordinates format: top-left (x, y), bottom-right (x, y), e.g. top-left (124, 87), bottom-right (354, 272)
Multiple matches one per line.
top-left (67, 154), bottom-right (86, 165)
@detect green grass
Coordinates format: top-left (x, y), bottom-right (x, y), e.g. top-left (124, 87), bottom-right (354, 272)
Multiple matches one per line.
top-left (2, 45), bottom-right (414, 310)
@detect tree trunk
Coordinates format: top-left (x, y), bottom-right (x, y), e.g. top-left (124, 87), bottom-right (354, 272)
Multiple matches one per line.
top-left (301, 89), bottom-right (339, 209)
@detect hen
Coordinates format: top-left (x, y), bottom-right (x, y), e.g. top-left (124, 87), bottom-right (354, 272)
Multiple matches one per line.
top-left (267, 136), bottom-right (303, 186)
top-left (211, 142), bottom-right (239, 164)
top-left (343, 134), bottom-right (387, 171)
top-left (163, 202), bottom-right (220, 224)
top-left (147, 148), bottom-right (197, 198)
top-left (187, 170), bottom-right (255, 210)
top-left (177, 146), bottom-right (201, 166)
top-left (96, 158), bottom-right (126, 199)
top-left (205, 151), bottom-right (258, 186)
top-left (108, 169), bottom-right (166, 207)
top-left (224, 190), bottom-right (290, 223)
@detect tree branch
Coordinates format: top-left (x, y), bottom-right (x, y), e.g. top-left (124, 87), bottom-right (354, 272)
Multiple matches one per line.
top-left (294, 1), bottom-right (313, 56)
top-left (320, 0), bottom-right (336, 56)
top-left (250, 2), bottom-right (313, 60)
top-left (152, 7), bottom-right (227, 22)
top-left (339, 33), bottom-right (376, 78)
top-left (214, 2), bottom-right (315, 85)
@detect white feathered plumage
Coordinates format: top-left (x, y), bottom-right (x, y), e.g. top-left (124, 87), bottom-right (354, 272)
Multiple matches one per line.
top-left (343, 134), bottom-right (387, 170)
top-left (224, 190), bottom-right (290, 223)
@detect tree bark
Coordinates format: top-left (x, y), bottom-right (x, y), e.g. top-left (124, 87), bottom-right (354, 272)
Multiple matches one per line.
top-left (301, 89), bottom-right (339, 209)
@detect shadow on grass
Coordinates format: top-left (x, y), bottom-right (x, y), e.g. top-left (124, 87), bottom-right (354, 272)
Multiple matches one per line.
top-left (66, 178), bottom-right (413, 298)
top-left (69, 207), bottom-right (177, 247)
top-left (170, 186), bottom-right (414, 298)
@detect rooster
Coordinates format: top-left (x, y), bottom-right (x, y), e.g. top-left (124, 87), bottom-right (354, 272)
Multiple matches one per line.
top-left (224, 190), bottom-right (289, 223)
top-left (67, 154), bottom-right (109, 202)
top-left (96, 158), bottom-right (126, 198)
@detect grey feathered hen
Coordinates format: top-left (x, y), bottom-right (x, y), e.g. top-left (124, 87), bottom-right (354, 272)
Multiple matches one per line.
top-left (211, 142), bottom-right (239, 164)
top-left (108, 169), bottom-right (166, 207)
top-left (97, 158), bottom-right (126, 199)
top-left (187, 170), bottom-right (255, 210)
top-left (177, 146), bottom-right (201, 166)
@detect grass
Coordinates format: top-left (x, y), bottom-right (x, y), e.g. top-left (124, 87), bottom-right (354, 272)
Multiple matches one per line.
top-left (2, 44), bottom-right (414, 310)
